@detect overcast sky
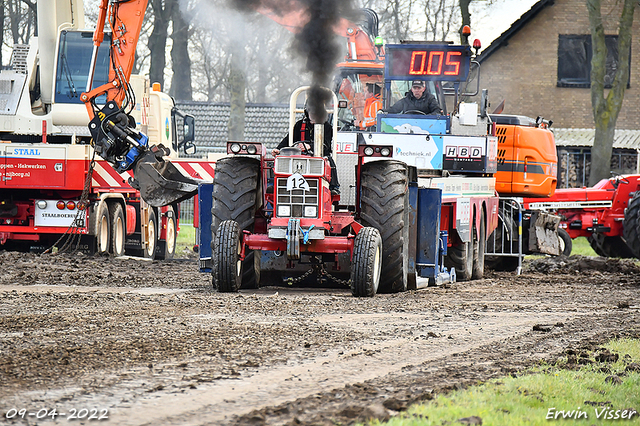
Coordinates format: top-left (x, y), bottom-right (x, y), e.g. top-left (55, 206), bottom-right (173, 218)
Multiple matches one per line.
top-left (470, 0), bottom-right (539, 51)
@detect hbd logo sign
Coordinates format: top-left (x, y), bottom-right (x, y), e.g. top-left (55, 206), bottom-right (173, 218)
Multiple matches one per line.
top-left (445, 146), bottom-right (482, 158)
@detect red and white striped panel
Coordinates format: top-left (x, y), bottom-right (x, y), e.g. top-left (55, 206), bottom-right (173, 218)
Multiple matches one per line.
top-left (171, 160), bottom-right (216, 182)
top-left (91, 159), bottom-right (216, 191)
top-left (92, 161), bottom-right (134, 189)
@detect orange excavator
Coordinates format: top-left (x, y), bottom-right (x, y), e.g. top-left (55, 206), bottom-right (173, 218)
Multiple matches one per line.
top-left (81, 0), bottom-right (202, 207)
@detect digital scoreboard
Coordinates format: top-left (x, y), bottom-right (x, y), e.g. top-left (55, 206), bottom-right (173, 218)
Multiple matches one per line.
top-left (385, 44), bottom-right (472, 82)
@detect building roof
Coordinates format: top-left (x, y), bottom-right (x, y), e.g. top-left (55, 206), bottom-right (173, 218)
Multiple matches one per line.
top-left (176, 101), bottom-right (291, 153)
top-left (554, 128), bottom-right (640, 150)
top-left (476, 0), bottom-right (556, 63)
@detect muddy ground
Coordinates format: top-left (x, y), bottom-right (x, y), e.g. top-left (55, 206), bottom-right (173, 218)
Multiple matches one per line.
top-left (0, 250), bottom-right (639, 425)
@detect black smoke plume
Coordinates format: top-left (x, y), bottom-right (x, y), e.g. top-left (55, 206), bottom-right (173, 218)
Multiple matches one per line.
top-left (227, 0), bottom-right (355, 123)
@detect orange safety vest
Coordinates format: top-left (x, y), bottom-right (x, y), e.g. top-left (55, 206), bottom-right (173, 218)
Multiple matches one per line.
top-left (361, 95), bottom-right (382, 129)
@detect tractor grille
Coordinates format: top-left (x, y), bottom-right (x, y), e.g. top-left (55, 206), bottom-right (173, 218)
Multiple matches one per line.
top-left (275, 157), bottom-right (325, 176)
top-left (276, 178), bottom-right (319, 218)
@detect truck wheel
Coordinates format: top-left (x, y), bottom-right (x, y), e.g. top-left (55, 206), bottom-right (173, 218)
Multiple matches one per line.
top-left (144, 209), bottom-right (158, 260)
top-left (588, 235), bottom-right (633, 258)
top-left (109, 203), bottom-right (125, 256)
top-left (211, 157), bottom-right (260, 289)
top-left (213, 220), bottom-right (242, 292)
top-left (160, 206), bottom-right (177, 260)
top-left (350, 227), bottom-right (383, 297)
top-left (557, 228), bottom-right (572, 256)
top-left (360, 160), bottom-right (410, 293)
top-left (95, 203), bottom-right (110, 255)
top-left (623, 191), bottom-right (640, 258)
top-left (446, 240), bottom-right (473, 280)
top-left (472, 210), bottom-right (486, 280)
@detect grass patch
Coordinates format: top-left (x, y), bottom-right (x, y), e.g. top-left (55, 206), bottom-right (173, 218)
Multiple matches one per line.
top-left (369, 339), bottom-right (640, 426)
top-left (177, 223), bottom-right (197, 253)
top-left (571, 236), bottom-right (597, 257)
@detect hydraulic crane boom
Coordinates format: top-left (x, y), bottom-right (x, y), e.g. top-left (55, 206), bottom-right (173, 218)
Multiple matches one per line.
top-left (80, 0), bottom-right (201, 207)
top-left (257, 5), bottom-right (384, 62)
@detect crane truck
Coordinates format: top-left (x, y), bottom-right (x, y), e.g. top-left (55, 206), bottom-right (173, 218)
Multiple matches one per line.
top-left (0, 0), bottom-right (208, 258)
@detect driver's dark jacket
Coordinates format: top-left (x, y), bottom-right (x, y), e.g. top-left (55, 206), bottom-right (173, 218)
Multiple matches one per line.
top-left (387, 91), bottom-right (440, 115)
top-left (277, 119), bottom-right (333, 154)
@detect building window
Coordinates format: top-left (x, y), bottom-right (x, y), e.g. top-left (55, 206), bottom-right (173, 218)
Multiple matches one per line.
top-left (557, 34), bottom-right (629, 88)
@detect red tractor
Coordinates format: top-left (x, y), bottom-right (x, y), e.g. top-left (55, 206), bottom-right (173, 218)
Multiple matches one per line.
top-left (208, 87), bottom-right (453, 296)
top-left (523, 175), bottom-right (640, 258)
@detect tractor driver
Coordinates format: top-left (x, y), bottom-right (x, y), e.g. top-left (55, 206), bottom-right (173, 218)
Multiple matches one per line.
top-left (272, 109), bottom-right (340, 195)
top-left (387, 80), bottom-right (442, 115)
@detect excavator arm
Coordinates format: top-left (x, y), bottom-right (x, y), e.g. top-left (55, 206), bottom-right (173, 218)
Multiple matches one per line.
top-left (81, 0), bottom-right (201, 207)
top-left (256, 6), bottom-right (384, 62)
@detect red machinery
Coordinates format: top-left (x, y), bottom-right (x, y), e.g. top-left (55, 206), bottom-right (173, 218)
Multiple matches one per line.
top-left (0, 0), bottom-right (206, 257)
top-left (524, 175), bottom-right (640, 258)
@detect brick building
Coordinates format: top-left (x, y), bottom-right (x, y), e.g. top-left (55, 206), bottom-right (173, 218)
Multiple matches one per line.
top-left (476, 0), bottom-right (640, 187)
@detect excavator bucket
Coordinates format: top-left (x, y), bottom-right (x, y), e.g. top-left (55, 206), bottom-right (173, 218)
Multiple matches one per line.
top-left (132, 150), bottom-right (202, 207)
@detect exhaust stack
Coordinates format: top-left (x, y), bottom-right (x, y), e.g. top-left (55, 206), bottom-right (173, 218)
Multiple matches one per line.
top-left (313, 123), bottom-right (324, 157)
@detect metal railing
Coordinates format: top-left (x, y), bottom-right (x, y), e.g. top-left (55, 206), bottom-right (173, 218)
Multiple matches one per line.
top-left (485, 198), bottom-right (524, 275)
top-left (179, 197), bottom-right (196, 225)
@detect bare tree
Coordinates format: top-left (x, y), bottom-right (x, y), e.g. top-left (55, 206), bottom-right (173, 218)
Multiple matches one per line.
top-left (227, 16), bottom-right (246, 141)
top-left (421, 0), bottom-right (459, 41)
top-left (169, 4), bottom-right (192, 100)
top-left (148, 0), bottom-right (175, 89)
top-left (2, 0), bottom-right (36, 65)
top-left (189, 26), bottom-right (230, 101)
top-left (587, 0), bottom-right (636, 184)
top-left (459, 0), bottom-right (471, 44)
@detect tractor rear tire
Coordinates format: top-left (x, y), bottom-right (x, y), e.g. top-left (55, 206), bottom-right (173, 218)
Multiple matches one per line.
top-left (623, 191), bottom-right (640, 259)
top-left (213, 220), bottom-right (242, 292)
top-left (472, 209), bottom-right (486, 280)
top-left (211, 157), bottom-right (260, 289)
top-left (360, 160), bottom-right (410, 293)
top-left (350, 227), bottom-right (383, 297)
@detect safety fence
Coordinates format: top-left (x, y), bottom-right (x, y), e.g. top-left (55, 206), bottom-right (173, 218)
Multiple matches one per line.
top-left (179, 197), bottom-right (196, 225)
top-left (485, 198), bottom-right (524, 275)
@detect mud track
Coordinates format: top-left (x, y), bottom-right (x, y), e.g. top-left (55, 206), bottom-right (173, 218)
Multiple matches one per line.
top-left (0, 251), bottom-right (638, 425)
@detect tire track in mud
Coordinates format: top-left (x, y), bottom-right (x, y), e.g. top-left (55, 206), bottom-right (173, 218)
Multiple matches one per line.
top-left (106, 312), bottom-right (578, 425)
top-left (1, 252), bottom-right (639, 425)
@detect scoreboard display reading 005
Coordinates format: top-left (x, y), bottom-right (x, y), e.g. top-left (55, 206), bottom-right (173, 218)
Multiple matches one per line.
top-left (386, 44), bottom-right (472, 82)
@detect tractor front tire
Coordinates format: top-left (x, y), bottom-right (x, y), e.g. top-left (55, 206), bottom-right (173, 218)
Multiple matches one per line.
top-left (350, 227), bottom-right (383, 297)
top-left (360, 160), bottom-right (410, 293)
top-left (213, 220), bottom-right (242, 292)
top-left (211, 157), bottom-right (260, 289)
